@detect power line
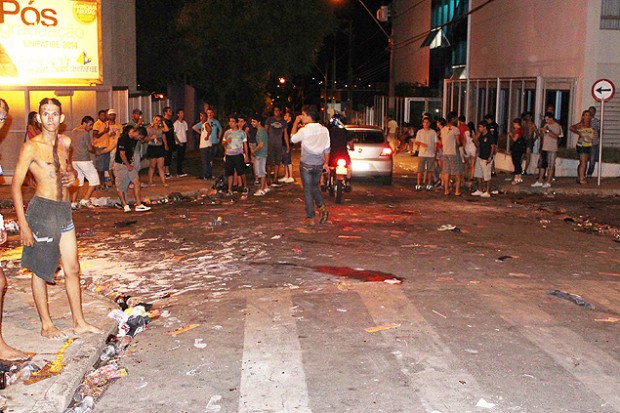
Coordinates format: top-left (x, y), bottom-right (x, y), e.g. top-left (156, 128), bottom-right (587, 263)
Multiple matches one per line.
top-left (394, 0), bottom-right (427, 20)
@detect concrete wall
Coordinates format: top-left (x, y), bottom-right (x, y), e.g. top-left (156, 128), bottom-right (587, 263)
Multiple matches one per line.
top-left (469, 0), bottom-right (587, 79)
top-left (101, 0), bottom-right (138, 92)
top-left (392, 0), bottom-right (432, 86)
top-left (584, 0), bottom-right (620, 147)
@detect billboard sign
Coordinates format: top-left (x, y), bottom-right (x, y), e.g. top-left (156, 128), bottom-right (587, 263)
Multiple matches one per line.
top-left (0, 0), bottom-right (101, 85)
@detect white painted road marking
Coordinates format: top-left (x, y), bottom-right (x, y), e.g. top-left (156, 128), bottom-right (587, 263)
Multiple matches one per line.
top-left (239, 290), bottom-right (311, 413)
top-left (357, 284), bottom-right (488, 412)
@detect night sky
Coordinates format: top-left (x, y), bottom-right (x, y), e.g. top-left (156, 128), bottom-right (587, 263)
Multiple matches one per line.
top-left (318, 0), bottom-right (391, 88)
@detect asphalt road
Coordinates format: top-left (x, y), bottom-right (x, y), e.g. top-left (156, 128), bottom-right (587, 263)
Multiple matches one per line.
top-left (61, 159), bottom-right (620, 413)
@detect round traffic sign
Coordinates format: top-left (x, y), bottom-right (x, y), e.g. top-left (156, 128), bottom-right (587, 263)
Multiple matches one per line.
top-left (592, 79), bottom-right (615, 102)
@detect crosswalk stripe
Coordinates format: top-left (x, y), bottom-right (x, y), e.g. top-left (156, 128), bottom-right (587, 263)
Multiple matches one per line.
top-left (482, 279), bottom-right (620, 411)
top-left (357, 283), bottom-right (488, 412)
top-left (239, 290), bottom-right (312, 413)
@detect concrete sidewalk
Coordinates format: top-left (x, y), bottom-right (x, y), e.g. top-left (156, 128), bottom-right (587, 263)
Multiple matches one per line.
top-left (0, 262), bottom-right (116, 412)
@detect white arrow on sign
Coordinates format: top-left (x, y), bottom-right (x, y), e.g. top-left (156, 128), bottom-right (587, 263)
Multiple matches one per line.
top-left (592, 79), bottom-right (615, 102)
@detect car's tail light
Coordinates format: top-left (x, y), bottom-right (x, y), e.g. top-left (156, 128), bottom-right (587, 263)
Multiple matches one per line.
top-left (380, 147), bottom-right (393, 156)
top-left (337, 158), bottom-right (347, 167)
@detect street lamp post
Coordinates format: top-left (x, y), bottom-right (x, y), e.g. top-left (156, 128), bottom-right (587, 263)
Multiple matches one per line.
top-left (331, 0), bottom-right (393, 114)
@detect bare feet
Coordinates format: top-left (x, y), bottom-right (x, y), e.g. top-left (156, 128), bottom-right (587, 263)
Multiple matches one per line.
top-left (73, 322), bottom-right (103, 335)
top-left (41, 325), bottom-right (68, 339)
top-left (0, 342), bottom-right (30, 361)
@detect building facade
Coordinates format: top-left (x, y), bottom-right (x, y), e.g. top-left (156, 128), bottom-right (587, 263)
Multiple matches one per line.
top-left (0, 0), bottom-right (138, 174)
top-left (393, 0), bottom-right (620, 148)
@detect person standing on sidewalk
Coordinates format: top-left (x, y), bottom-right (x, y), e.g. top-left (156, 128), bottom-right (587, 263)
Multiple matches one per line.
top-left (222, 115), bottom-right (248, 196)
top-left (0, 98), bottom-right (29, 360)
top-left (471, 121), bottom-right (497, 198)
top-left (509, 118), bottom-right (525, 184)
top-left (173, 109), bottom-right (189, 177)
top-left (113, 125), bottom-right (152, 213)
top-left (250, 115), bottom-right (269, 196)
top-left (290, 106), bottom-right (330, 226)
top-left (531, 113), bottom-right (561, 189)
top-left (570, 110), bottom-right (594, 185)
top-left (439, 113), bottom-right (464, 196)
top-left (414, 117), bottom-right (438, 191)
top-left (70, 116), bottom-right (100, 209)
top-left (162, 106), bottom-right (176, 178)
top-left (193, 112), bottom-right (213, 180)
top-left (265, 106), bottom-right (289, 187)
top-left (11, 97), bottom-right (101, 339)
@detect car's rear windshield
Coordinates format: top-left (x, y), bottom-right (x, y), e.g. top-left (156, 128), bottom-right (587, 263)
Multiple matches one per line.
top-left (348, 130), bottom-right (385, 144)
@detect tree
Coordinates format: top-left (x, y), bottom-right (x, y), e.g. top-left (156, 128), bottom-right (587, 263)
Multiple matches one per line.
top-left (136, 0), bottom-right (187, 92)
top-left (177, 0), bottom-right (334, 113)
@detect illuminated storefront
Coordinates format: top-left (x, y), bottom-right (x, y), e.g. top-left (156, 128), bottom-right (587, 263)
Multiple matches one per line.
top-left (0, 0), bottom-right (137, 174)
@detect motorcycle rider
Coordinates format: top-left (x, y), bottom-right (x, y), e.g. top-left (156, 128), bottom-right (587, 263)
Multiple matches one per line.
top-left (325, 114), bottom-right (354, 190)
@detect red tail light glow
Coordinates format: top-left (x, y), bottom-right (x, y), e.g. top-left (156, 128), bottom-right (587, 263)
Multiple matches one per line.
top-left (380, 147), bottom-right (393, 156)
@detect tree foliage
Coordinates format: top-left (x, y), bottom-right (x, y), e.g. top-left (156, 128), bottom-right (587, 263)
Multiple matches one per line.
top-left (138, 0), bottom-right (334, 114)
top-left (136, 0), bottom-right (187, 92)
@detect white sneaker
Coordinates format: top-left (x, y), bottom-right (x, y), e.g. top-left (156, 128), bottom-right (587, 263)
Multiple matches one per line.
top-left (263, 187), bottom-right (271, 193)
top-left (254, 190), bottom-right (266, 196)
top-left (134, 204), bottom-right (151, 212)
top-left (471, 190), bottom-right (483, 196)
top-left (542, 182), bottom-right (551, 188)
top-left (123, 205), bottom-right (131, 213)
top-left (278, 177), bottom-right (287, 183)
top-left (285, 177), bottom-right (295, 183)
top-left (531, 181), bottom-right (543, 188)
top-left (270, 183), bottom-right (282, 188)
top-left (480, 192), bottom-right (491, 198)
top-left (71, 202), bottom-right (79, 210)
top-left (415, 185), bottom-right (422, 191)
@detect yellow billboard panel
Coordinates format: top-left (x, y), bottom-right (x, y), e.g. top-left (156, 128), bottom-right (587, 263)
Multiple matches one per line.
top-left (0, 0), bottom-right (101, 85)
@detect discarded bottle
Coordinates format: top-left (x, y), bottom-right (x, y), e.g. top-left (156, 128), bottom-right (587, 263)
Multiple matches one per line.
top-left (16, 362), bottom-right (39, 381)
top-left (99, 344), bottom-right (116, 361)
top-left (77, 395), bottom-right (95, 411)
top-left (0, 214), bottom-right (7, 244)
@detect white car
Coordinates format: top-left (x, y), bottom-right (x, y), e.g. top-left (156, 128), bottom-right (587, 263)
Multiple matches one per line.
top-left (345, 125), bottom-right (393, 185)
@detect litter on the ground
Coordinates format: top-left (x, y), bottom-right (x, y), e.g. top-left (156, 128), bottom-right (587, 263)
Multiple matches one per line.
top-left (438, 224), bottom-right (456, 231)
top-left (365, 323), bottom-right (401, 333)
top-left (194, 338), bottom-right (208, 349)
top-left (166, 323), bottom-right (200, 336)
top-left (432, 309), bottom-right (447, 319)
top-left (384, 278), bottom-right (402, 284)
top-left (547, 290), bottom-right (595, 310)
top-left (476, 398), bottom-right (496, 409)
top-left (594, 317), bottom-right (620, 323)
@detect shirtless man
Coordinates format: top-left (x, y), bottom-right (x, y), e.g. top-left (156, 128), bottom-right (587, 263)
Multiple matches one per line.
top-left (0, 98), bottom-right (28, 360)
top-left (11, 98), bottom-right (101, 339)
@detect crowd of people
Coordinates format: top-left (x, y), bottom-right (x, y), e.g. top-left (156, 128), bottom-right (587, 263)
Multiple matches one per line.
top-left (396, 105), bottom-right (602, 197)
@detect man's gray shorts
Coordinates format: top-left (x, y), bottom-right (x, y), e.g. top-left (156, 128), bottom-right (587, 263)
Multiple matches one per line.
top-left (113, 162), bottom-right (138, 192)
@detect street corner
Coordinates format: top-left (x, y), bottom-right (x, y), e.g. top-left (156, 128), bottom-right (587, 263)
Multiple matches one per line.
top-left (0, 282), bottom-right (117, 413)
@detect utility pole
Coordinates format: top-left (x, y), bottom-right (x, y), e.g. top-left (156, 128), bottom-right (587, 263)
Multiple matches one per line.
top-left (347, 19), bottom-right (354, 117)
top-left (324, 62), bottom-right (329, 122)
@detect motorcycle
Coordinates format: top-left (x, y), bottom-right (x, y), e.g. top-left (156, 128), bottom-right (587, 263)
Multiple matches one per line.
top-left (321, 157), bottom-right (351, 204)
